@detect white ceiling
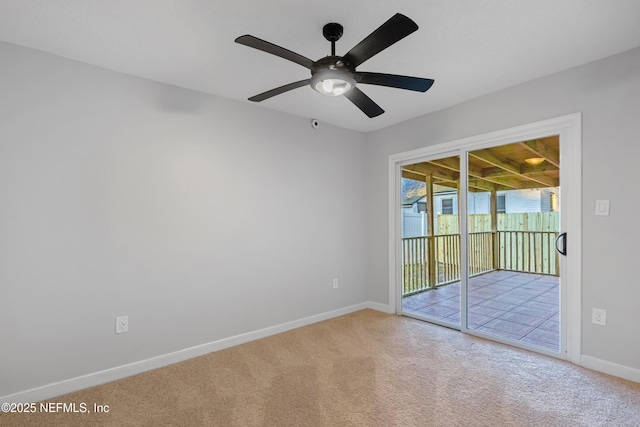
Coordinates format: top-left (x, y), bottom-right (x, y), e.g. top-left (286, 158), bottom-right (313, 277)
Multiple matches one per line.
top-left (1, 1), bottom-right (640, 132)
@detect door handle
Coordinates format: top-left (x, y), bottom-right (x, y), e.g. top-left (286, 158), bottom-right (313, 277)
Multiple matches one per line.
top-left (555, 232), bottom-right (567, 256)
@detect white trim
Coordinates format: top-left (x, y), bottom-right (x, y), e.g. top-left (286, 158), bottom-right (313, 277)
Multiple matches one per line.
top-left (459, 150), bottom-right (469, 332)
top-left (366, 301), bottom-right (393, 314)
top-left (581, 355), bottom-right (640, 383)
top-left (388, 157), bottom-right (399, 314)
top-left (1, 302), bottom-right (371, 404)
top-left (390, 114), bottom-right (582, 163)
top-left (561, 118), bottom-right (583, 364)
top-left (389, 148), bottom-right (460, 315)
top-left (389, 113), bottom-right (582, 362)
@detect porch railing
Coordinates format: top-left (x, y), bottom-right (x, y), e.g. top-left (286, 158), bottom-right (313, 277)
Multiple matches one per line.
top-left (402, 231), bottom-right (559, 296)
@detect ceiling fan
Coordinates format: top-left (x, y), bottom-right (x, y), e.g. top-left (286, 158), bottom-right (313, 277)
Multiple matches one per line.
top-left (235, 13), bottom-right (434, 118)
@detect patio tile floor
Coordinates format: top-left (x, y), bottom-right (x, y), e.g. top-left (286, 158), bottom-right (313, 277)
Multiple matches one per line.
top-left (402, 270), bottom-right (560, 352)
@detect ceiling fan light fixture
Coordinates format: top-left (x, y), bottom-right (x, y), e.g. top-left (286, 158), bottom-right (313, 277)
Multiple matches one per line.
top-left (525, 157), bottom-right (545, 165)
top-left (310, 69), bottom-right (355, 97)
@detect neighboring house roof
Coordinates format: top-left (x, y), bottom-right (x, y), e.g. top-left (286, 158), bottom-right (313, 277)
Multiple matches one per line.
top-left (402, 196), bottom-right (425, 207)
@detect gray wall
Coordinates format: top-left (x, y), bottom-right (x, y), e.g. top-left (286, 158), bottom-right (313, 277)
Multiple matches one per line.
top-left (0, 42), bottom-right (366, 397)
top-left (365, 47), bottom-right (640, 371)
top-left (2, 39), bottom-right (639, 398)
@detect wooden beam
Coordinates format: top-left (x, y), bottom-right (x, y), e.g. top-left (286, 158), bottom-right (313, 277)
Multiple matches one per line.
top-left (467, 181), bottom-right (496, 192)
top-left (470, 149), bottom-right (558, 188)
top-left (426, 157), bottom-right (460, 173)
top-left (404, 141), bottom-right (560, 202)
top-left (402, 170), bottom-right (459, 190)
top-left (468, 179), bottom-right (512, 192)
top-left (428, 158), bottom-right (521, 192)
top-left (401, 170), bottom-right (428, 182)
top-left (521, 163), bottom-right (559, 175)
top-left (428, 157), bottom-right (490, 183)
top-left (427, 156), bottom-right (555, 192)
top-left (404, 163), bottom-right (460, 182)
top-left (520, 139), bottom-right (560, 168)
top-left (483, 163), bottom-right (559, 178)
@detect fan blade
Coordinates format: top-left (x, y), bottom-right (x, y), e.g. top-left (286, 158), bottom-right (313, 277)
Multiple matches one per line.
top-left (248, 79), bottom-right (310, 102)
top-left (343, 14), bottom-right (418, 68)
top-left (235, 35), bottom-right (315, 69)
top-left (355, 72), bottom-right (434, 92)
top-left (344, 87), bottom-right (384, 118)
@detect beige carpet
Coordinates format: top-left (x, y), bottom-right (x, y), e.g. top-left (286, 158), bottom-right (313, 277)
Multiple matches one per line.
top-left (2, 309), bottom-right (639, 426)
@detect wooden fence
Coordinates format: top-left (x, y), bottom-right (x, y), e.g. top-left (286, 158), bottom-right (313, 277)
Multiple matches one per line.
top-left (498, 231), bottom-right (558, 275)
top-left (402, 237), bottom-right (428, 295)
top-left (402, 212), bottom-right (560, 296)
top-left (438, 212), bottom-right (559, 234)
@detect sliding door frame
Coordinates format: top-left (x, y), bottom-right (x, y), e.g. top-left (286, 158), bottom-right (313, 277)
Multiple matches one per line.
top-left (388, 113), bottom-right (581, 363)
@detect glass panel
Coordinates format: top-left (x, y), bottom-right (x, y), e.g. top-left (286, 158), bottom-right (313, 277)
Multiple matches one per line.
top-left (401, 156), bottom-right (460, 327)
top-left (466, 138), bottom-right (561, 352)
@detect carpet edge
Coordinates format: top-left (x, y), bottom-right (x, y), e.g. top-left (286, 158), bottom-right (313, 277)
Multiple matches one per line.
top-left (2, 301), bottom-right (389, 404)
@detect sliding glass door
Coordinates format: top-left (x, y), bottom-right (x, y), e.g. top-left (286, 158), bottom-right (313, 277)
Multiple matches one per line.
top-left (464, 138), bottom-right (561, 352)
top-left (398, 136), bottom-right (564, 355)
top-left (400, 154), bottom-right (460, 327)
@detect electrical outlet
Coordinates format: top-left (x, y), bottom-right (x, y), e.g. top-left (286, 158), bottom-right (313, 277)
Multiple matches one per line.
top-left (333, 278), bottom-right (339, 289)
top-left (592, 308), bottom-right (606, 326)
top-left (115, 316), bottom-right (128, 334)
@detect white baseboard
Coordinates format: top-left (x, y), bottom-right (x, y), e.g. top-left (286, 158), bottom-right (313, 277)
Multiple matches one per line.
top-left (580, 355), bottom-right (640, 383)
top-left (366, 301), bottom-right (393, 314)
top-left (7, 304), bottom-right (636, 404)
top-left (1, 302), bottom-right (373, 404)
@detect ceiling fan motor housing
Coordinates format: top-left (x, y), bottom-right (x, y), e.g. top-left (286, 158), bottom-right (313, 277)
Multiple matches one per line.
top-left (323, 23), bottom-right (344, 42)
top-left (311, 56), bottom-right (354, 74)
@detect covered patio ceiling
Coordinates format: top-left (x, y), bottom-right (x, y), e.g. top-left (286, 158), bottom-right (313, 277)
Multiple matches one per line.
top-left (402, 136), bottom-right (560, 192)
